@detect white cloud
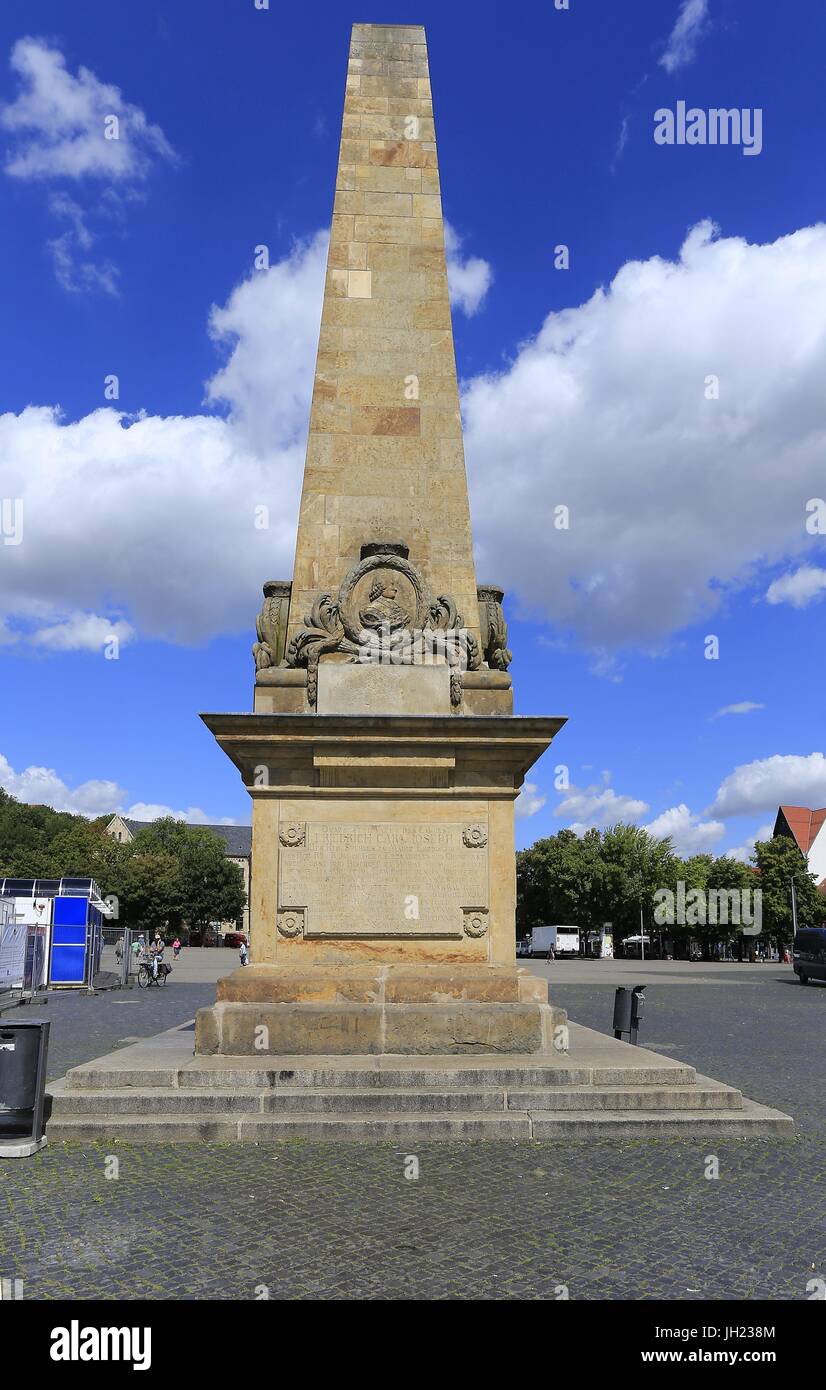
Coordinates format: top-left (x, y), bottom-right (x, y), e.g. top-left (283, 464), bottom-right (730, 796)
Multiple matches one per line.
top-left (123, 803), bottom-right (238, 826)
top-left (47, 194), bottom-right (119, 294)
top-left (444, 221), bottom-right (492, 317)
top-left (206, 232), bottom-right (329, 454)
top-left (709, 753), bottom-right (826, 818)
top-left (5, 217), bottom-right (826, 661)
top-left (1, 37), bottom-right (174, 181)
top-left (710, 701), bottom-right (764, 720)
top-left (643, 802), bottom-right (725, 854)
top-left (28, 612), bottom-right (135, 653)
top-left (0, 753), bottom-right (125, 818)
top-left (659, 0), bottom-right (710, 75)
top-left (0, 234), bottom-right (326, 646)
top-left (0, 752), bottom-right (238, 823)
top-left (556, 783), bottom-right (649, 829)
top-left (725, 821), bottom-right (775, 863)
top-left (1, 37), bottom-right (175, 292)
top-left (463, 220), bottom-right (826, 649)
top-left (766, 565), bottom-right (826, 609)
top-left (515, 781), bottom-right (546, 819)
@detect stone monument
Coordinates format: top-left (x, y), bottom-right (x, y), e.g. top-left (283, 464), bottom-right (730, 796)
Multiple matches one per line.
top-left (196, 22), bottom-right (567, 1056)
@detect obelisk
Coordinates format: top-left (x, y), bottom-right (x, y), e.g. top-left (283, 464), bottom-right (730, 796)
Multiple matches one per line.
top-left (197, 24), bottom-right (567, 1057)
top-left (286, 22), bottom-right (481, 665)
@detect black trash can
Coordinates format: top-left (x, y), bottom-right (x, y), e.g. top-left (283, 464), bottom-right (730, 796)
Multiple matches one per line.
top-left (613, 987), bottom-right (632, 1038)
top-left (0, 1019), bottom-right (51, 1146)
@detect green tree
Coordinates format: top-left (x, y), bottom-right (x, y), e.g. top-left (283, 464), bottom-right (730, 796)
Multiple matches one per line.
top-left (516, 828), bottom-right (605, 937)
top-left (128, 818), bottom-right (245, 932)
top-left (599, 823), bottom-right (678, 949)
top-left (114, 852), bottom-right (184, 937)
top-left (752, 837), bottom-right (826, 950)
top-left (704, 856), bottom-right (759, 960)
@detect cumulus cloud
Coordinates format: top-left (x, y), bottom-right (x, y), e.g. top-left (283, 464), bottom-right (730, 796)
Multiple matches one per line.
top-left (766, 565), bottom-right (826, 609)
top-left (515, 781), bottom-right (546, 819)
top-left (1, 37), bottom-right (174, 181)
top-left (0, 752), bottom-right (239, 823)
top-left (709, 753), bottom-right (826, 818)
top-left (659, 0), bottom-right (710, 74)
top-left (0, 235), bottom-right (326, 647)
top-left (0, 752), bottom-right (125, 818)
top-left (643, 802), bottom-right (725, 854)
top-left (444, 220), bottom-right (492, 317)
top-left (555, 781), bottom-right (650, 830)
top-left (710, 701), bottom-right (764, 720)
top-left (463, 220), bottom-right (826, 649)
top-left (206, 232), bottom-right (329, 454)
top-left (5, 217), bottom-right (826, 660)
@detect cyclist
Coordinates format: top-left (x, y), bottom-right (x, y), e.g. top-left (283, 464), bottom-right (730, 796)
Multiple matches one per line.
top-left (150, 932), bottom-right (166, 980)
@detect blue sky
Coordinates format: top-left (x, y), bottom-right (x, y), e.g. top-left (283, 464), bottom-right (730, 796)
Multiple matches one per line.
top-left (1, 0), bottom-right (825, 859)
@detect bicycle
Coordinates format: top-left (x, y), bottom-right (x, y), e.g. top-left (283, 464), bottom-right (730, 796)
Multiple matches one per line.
top-left (137, 959), bottom-right (171, 988)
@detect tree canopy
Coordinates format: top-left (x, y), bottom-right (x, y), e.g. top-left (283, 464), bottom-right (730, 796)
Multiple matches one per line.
top-left (0, 793), bottom-right (246, 936)
top-left (517, 821), bottom-right (825, 953)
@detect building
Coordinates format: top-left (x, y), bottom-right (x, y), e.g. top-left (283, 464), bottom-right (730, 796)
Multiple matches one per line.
top-left (104, 816), bottom-right (251, 934)
top-left (772, 805), bottom-right (826, 890)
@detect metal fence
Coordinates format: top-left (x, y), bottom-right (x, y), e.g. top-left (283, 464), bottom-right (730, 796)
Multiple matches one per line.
top-left (100, 925), bottom-right (136, 987)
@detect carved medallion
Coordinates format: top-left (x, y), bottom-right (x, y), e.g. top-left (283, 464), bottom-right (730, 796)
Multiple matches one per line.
top-left (463, 908), bottom-right (489, 938)
top-left (338, 551), bottom-right (429, 643)
top-left (277, 908), bottom-right (305, 938)
top-left (462, 824), bottom-right (487, 849)
top-left (279, 823), bottom-right (306, 848)
top-left (281, 541), bottom-right (481, 709)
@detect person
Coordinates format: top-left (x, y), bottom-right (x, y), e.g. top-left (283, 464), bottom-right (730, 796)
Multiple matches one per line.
top-left (131, 936), bottom-right (142, 970)
top-left (150, 932), bottom-right (165, 980)
top-left (172, 937), bottom-right (181, 959)
top-left (239, 936), bottom-right (249, 967)
top-left (115, 936), bottom-right (124, 964)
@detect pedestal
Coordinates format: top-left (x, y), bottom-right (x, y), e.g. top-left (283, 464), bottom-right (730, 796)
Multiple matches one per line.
top-left (195, 710), bottom-right (565, 1055)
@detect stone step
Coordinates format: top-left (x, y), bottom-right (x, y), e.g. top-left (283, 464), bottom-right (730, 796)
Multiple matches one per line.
top-left (44, 1098), bottom-right (793, 1143)
top-left (506, 1080), bottom-right (742, 1112)
top-left (63, 1058), bottom-right (698, 1091)
top-left (49, 1079), bottom-right (740, 1116)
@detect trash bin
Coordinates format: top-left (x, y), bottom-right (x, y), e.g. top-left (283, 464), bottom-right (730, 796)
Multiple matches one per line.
top-left (612, 986), bottom-right (645, 1045)
top-left (613, 987), bottom-right (632, 1038)
top-left (0, 1018), bottom-right (51, 1155)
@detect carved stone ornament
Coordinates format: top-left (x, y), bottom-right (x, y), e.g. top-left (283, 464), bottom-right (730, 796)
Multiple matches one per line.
top-left (477, 584), bottom-right (512, 672)
top-left (282, 542), bottom-right (481, 708)
top-left (253, 580), bottom-right (292, 671)
top-left (463, 907), bottom-right (489, 938)
top-left (462, 824), bottom-right (487, 849)
top-left (279, 823), bottom-right (306, 848)
top-left (277, 908), bottom-right (305, 938)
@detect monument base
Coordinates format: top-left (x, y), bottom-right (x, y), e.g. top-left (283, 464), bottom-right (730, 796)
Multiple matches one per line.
top-left (195, 965), bottom-right (568, 1056)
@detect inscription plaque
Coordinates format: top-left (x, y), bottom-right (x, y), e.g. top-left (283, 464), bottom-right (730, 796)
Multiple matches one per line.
top-left (279, 821), bottom-right (489, 937)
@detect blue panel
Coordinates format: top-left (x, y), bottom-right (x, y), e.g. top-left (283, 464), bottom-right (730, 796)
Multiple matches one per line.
top-left (51, 944), bottom-right (85, 983)
top-left (53, 923), bottom-right (86, 945)
top-left (53, 897), bottom-right (87, 926)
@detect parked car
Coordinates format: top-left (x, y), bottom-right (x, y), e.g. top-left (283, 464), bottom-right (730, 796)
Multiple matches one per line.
top-left (223, 931), bottom-right (247, 949)
top-left (792, 926), bottom-right (826, 985)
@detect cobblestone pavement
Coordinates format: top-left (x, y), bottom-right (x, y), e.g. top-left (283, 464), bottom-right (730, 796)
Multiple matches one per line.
top-left (1, 974), bottom-right (824, 1300)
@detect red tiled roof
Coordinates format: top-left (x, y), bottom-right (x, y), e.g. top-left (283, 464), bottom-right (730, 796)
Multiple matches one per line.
top-left (776, 805), bottom-right (826, 855)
